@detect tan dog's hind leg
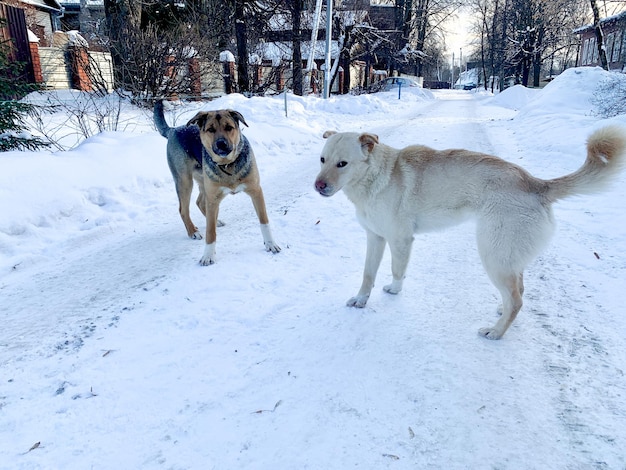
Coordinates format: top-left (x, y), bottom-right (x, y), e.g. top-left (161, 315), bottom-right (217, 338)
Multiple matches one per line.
top-left (196, 189), bottom-right (224, 228)
top-left (479, 272), bottom-right (524, 340)
top-left (246, 186), bottom-right (280, 253)
top-left (176, 173), bottom-right (202, 239)
top-left (347, 230), bottom-right (386, 307)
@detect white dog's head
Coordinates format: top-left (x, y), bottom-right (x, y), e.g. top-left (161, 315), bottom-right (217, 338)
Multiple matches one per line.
top-left (314, 131), bottom-right (378, 197)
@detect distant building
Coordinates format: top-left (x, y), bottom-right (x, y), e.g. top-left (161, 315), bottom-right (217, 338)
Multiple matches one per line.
top-left (59, 1), bottom-right (105, 38)
top-left (574, 12), bottom-right (626, 72)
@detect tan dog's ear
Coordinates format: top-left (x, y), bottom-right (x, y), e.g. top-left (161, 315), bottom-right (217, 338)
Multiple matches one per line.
top-left (187, 112), bottom-right (210, 129)
top-left (359, 133), bottom-right (379, 153)
top-left (228, 110), bottom-right (249, 128)
top-left (323, 130), bottom-right (337, 139)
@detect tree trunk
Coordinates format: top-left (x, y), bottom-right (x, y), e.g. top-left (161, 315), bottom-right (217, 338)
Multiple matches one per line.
top-left (103, 0), bottom-right (143, 89)
top-left (532, 25), bottom-right (544, 87)
top-left (292, 1), bottom-right (303, 96)
top-left (234, 0), bottom-right (250, 93)
top-left (414, 0), bottom-right (429, 78)
top-left (590, 0), bottom-right (609, 70)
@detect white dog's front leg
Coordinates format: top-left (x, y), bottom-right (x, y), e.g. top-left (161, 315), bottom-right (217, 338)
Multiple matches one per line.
top-left (260, 224), bottom-right (281, 253)
top-left (199, 242), bottom-right (216, 265)
top-left (347, 231), bottom-right (386, 308)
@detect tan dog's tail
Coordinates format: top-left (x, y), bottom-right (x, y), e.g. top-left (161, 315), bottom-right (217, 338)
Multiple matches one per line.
top-left (153, 100), bottom-right (171, 138)
top-left (543, 126), bottom-right (626, 202)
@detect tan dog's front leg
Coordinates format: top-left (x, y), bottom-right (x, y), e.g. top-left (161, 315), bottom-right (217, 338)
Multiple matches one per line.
top-left (246, 187), bottom-right (281, 254)
top-left (199, 187), bottom-right (224, 266)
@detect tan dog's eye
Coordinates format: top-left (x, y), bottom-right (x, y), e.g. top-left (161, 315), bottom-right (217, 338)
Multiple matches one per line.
top-left (337, 161), bottom-right (348, 168)
top-left (207, 126), bottom-right (216, 133)
top-left (224, 124), bottom-right (234, 132)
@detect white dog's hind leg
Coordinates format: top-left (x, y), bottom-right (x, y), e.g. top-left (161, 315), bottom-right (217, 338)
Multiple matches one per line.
top-left (496, 273), bottom-right (524, 315)
top-left (347, 230), bottom-right (386, 307)
top-left (384, 236), bottom-right (414, 295)
top-left (479, 272), bottom-right (523, 340)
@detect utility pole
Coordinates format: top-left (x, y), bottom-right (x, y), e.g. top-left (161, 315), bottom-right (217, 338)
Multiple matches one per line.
top-left (323, 0), bottom-right (333, 99)
top-left (451, 52), bottom-right (455, 89)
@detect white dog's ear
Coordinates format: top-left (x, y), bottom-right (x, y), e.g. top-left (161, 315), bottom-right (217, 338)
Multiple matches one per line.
top-left (359, 133), bottom-right (379, 153)
top-left (323, 130), bottom-right (337, 139)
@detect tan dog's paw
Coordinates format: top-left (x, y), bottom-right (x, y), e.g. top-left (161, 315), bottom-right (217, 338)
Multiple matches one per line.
top-left (260, 225), bottom-right (280, 254)
top-left (265, 241), bottom-right (281, 253)
top-left (190, 231), bottom-right (203, 240)
top-left (199, 242), bottom-right (216, 266)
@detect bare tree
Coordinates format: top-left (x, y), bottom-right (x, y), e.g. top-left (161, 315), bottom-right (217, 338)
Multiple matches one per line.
top-left (471, 0), bottom-right (588, 89)
top-left (101, 1), bottom-right (223, 102)
top-left (590, 0), bottom-right (609, 70)
top-left (399, 0), bottom-right (465, 78)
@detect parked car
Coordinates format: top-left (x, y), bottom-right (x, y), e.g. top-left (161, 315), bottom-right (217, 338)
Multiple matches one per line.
top-left (368, 77), bottom-right (421, 93)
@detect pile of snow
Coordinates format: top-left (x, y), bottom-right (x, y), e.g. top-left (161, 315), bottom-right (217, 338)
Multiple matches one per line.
top-left (487, 84), bottom-right (539, 110)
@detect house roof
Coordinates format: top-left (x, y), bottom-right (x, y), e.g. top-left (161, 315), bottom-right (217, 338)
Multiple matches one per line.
top-left (60, 0), bottom-right (104, 4)
top-left (574, 11), bottom-right (626, 34)
top-left (19, 0), bottom-right (63, 12)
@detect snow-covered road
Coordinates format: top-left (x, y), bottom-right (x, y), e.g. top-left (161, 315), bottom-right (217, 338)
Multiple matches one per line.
top-left (1, 83), bottom-right (625, 469)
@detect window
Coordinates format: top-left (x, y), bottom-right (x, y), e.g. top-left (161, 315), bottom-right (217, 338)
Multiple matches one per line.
top-left (612, 30), bottom-right (622, 62)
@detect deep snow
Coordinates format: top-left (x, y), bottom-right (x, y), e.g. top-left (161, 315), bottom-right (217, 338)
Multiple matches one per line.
top-left (1, 67), bottom-right (625, 469)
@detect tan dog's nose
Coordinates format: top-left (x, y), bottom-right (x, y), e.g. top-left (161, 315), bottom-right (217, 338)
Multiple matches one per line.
top-left (213, 138), bottom-right (232, 157)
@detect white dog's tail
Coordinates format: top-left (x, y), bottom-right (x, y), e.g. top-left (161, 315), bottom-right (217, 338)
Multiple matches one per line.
top-left (544, 126), bottom-right (626, 202)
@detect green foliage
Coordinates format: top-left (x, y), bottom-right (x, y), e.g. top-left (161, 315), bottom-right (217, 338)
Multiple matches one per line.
top-left (0, 28), bottom-right (50, 152)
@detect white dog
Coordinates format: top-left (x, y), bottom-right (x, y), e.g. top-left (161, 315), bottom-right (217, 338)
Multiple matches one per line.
top-left (314, 127), bottom-right (625, 339)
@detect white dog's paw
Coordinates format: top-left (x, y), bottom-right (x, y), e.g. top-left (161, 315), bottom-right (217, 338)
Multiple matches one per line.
top-left (191, 231), bottom-right (203, 240)
top-left (346, 295), bottom-right (369, 308)
top-left (383, 279), bottom-right (403, 295)
top-left (478, 327), bottom-right (504, 340)
top-left (199, 243), bottom-right (216, 266)
top-left (264, 241), bottom-right (281, 254)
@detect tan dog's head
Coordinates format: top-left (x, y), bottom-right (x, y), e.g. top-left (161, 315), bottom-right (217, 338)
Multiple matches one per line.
top-left (187, 109), bottom-right (248, 163)
top-left (314, 131), bottom-right (378, 197)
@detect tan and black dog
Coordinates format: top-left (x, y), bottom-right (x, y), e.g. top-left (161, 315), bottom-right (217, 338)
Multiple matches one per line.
top-left (154, 100), bottom-right (280, 265)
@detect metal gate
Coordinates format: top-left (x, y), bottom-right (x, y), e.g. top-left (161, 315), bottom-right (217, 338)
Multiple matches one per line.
top-left (0, 3), bottom-right (36, 83)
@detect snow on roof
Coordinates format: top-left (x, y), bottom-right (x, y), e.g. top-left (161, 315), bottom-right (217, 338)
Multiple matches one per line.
top-left (573, 10), bottom-right (626, 33)
top-left (60, 0), bottom-right (103, 5)
top-left (19, 0), bottom-right (62, 12)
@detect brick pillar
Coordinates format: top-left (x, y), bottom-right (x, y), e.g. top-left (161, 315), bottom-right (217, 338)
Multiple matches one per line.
top-left (29, 42), bottom-right (43, 83)
top-left (188, 58), bottom-right (201, 100)
top-left (68, 46), bottom-right (92, 91)
top-left (276, 66), bottom-right (285, 92)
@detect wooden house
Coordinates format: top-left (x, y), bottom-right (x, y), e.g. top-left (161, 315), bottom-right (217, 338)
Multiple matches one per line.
top-left (574, 11), bottom-right (626, 71)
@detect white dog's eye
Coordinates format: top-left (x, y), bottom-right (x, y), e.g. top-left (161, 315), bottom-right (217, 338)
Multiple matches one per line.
top-left (320, 157), bottom-right (325, 164)
top-left (337, 161), bottom-right (348, 168)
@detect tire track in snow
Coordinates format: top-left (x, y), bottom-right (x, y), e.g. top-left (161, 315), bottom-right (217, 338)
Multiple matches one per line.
top-left (0, 224), bottom-right (186, 365)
